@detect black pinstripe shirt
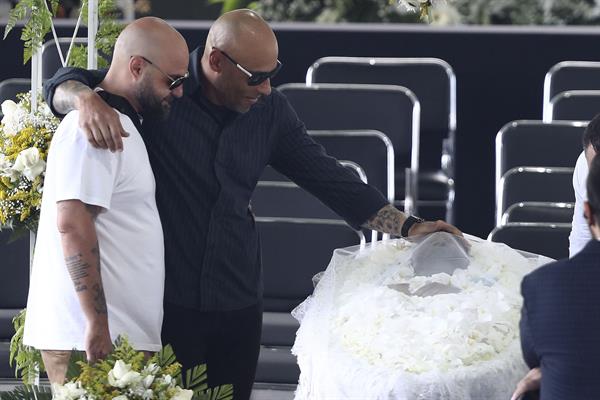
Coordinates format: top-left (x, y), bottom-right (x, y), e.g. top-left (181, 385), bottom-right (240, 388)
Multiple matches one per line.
top-left (44, 47), bottom-right (388, 311)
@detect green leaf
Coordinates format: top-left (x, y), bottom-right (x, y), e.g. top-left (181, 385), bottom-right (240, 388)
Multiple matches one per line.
top-left (0, 385), bottom-right (52, 400)
top-left (205, 383), bottom-right (234, 400)
top-left (185, 364), bottom-right (208, 392)
top-left (65, 351), bottom-right (87, 381)
top-left (155, 343), bottom-right (177, 368)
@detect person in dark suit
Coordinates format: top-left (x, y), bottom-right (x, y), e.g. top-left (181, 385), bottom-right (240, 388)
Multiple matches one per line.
top-left (511, 154), bottom-right (600, 400)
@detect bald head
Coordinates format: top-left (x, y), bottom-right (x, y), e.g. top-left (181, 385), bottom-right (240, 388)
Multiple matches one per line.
top-left (112, 17), bottom-right (188, 70)
top-left (101, 17), bottom-right (189, 117)
top-left (205, 9), bottom-right (278, 66)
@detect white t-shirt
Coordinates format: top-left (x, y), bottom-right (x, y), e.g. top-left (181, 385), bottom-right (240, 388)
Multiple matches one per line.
top-left (569, 151), bottom-right (591, 257)
top-left (24, 110), bottom-right (164, 351)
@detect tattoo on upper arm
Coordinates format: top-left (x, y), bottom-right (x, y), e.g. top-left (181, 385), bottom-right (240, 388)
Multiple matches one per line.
top-left (54, 80), bottom-right (90, 114)
top-left (65, 253), bottom-right (90, 292)
top-left (364, 204), bottom-right (405, 236)
top-left (92, 283), bottom-right (108, 314)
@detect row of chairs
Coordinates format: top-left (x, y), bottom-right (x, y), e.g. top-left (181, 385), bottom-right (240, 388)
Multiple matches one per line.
top-left (489, 60), bottom-right (600, 260)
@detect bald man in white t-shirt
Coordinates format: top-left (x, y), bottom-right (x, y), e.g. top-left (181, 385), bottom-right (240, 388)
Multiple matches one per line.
top-left (23, 17), bottom-right (189, 385)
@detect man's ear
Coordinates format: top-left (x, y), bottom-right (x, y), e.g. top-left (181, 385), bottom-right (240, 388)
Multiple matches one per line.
top-left (584, 201), bottom-right (595, 227)
top-left (129, 56), bottom-right (145, 81)
top-left (208, 49), bottom-right (223, 73)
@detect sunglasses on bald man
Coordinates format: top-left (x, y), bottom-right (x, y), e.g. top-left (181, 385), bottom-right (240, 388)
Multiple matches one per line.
top-left (136, 56), bottom-right (189, 91)
top-left (213, 47), bottom-right (282, 86)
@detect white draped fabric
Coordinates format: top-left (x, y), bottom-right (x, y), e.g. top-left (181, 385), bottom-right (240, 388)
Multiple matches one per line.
top-left (292, 233), bottom-right (552, 400)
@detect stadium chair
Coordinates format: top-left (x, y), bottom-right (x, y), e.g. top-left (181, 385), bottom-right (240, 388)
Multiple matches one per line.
top-left (548, 90), bottom-right (600, 122)
top-left (256, 217), bottom-right (363, 385)
top-left (497, 167), bottom-right (574, 226)
top-left (543, 61), bottom-right (600, 121)
top-left (41, 37), bottom-right (89, 80)
top-left (306, 57), bottom-right (456, 221)
top-left (501, 202), bottom-right (574, 224)
top-left (278, 83), bottom-right (419, 214)
top-left (0, 230), bottom-right (30, 379)
top-left (0, 78), bottom-right (31, 105)
top-left (489, 223), bottom-right (571, 260)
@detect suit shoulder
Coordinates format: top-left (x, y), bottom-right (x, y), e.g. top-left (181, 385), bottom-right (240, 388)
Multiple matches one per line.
top-left (522, 258), bottom-right (570, 290)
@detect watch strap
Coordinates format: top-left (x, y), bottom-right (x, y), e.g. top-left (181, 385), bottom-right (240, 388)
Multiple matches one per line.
top-left (401, 215), bottom-right (424, 237)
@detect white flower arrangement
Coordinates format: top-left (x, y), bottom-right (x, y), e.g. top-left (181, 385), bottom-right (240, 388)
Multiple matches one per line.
top-left (331, 239), bottom-right (536, 372)
top-left (52, 358), bottom-right (194, 400)
top-left (292, 235), bottom-right (552, 399)
top-left (5, 337), bottom-right (232, 400)
top-left (0, 93), bottom-right (59, 232)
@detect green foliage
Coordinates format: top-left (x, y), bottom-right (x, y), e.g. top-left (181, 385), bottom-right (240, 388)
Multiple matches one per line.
top-left (0, 384), bottom-right (52, 400)
top-left (4, 0), bottom-right (59, 64)
top-left (4, 0), bottom-right (123, 68)
top-left (154, 343), bottom-right (177, 368)
top-left (68, 0), bottom-right (124, 68)
top-left (202, 384), bottom-right (234, 400)
top-left (9, 309), bottom-right (44, 385)
top-left (65, 351), bottom-right (87, 381)
top-left (253, 0), bottom-right (419, 23)
top-left (184, 364), bottom-right (209, 394)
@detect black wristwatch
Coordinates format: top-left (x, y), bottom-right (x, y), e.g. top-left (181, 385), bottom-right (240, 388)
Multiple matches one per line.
top-left (401, 215), bottom-right (424, 237)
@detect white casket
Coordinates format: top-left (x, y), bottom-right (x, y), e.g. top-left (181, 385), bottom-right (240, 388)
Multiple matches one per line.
top-left (292, 233), bottom-right (552, 400)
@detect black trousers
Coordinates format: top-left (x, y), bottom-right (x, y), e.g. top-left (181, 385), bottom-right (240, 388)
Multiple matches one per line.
top-left (161, 301), bottom-right (263, 400)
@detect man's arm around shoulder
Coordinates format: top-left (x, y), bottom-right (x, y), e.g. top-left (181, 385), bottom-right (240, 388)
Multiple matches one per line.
top-left (44, 67), bottom-right (128, 152)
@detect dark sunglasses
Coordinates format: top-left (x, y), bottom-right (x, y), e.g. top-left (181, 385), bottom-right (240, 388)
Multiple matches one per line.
top-left (213, 47), bottom-right (282, 86)
top-left (138, 56), bottom-right (189, 91)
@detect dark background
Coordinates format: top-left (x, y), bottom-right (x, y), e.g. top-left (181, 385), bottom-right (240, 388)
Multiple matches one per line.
top-left (2, 21), bottom-right (599, 238)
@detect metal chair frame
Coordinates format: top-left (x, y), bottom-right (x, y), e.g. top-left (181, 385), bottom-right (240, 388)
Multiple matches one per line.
top-left (547, 90), bottom-right (600, 123)
top-left (543, 61), bottom-right (600, 122)
top-left (495, 119), bottom-right (586, 188)
top-left (278, 82), bottom-right (420, 214)
top-left (500, 201), bottom-right (575, 225)
top-left (496, 166), bottom-right (575, 226)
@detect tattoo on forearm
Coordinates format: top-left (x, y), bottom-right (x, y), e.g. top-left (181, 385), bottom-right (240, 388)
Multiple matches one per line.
top-left (54, 80), bottom-right (91, 114)
top-left (92, 283), bottom-right (108, 314)
top-left (91, 243), bottom-right (100, 273)
top-left (65, 253), bottom-right (90, 292)
top-left (363, 204), bottom-right (406, 236)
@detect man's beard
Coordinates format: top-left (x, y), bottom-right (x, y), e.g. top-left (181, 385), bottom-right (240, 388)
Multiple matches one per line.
top-left (136, 80), bottom-right (172, 121)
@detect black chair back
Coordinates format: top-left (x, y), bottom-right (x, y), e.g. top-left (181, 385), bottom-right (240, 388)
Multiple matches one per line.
top-left (549, 90), bottom-right (600, 122)
top-left (497, 167), bottom-right (575, 225)
top-left (489, 223), bottom-right (571, 260)
top-left (307, 57), bottom-right (454, 171)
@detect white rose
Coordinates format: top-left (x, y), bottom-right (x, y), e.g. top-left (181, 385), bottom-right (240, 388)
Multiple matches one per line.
top-left (12, 147), bottom-right (45, 181)
top-left (1, 100), bottom-right (21, 136)
top-left (171, 387), bottom-right (194, 400)
top-left (112, 396), bottom-right (129, 400)
top-left (1, 100), bottom-right (17, 120)
top-left (143, 374), bottom-right (155, 388)
top-left (52, 382), bottom-right (87, 400)
top-left (0, 154), bottom-right (13, 177)
top-left (108, 360), bottom-right (142, 388)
